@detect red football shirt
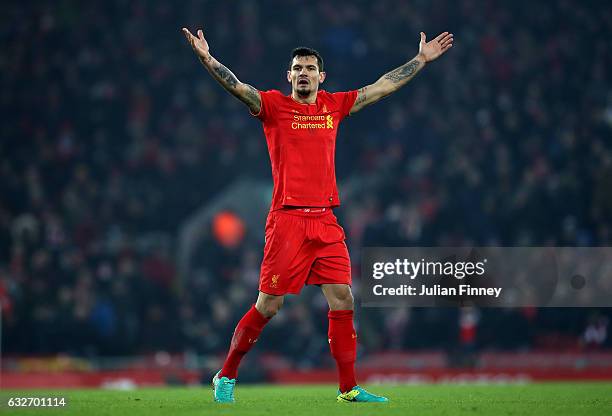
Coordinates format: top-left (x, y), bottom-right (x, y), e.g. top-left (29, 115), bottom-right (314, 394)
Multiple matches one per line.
top-left (252, 89), bottom-right (357, 211)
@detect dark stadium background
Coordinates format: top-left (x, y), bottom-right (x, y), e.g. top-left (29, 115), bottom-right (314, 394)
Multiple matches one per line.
top-left (1, 0), bottom-right (611, 387)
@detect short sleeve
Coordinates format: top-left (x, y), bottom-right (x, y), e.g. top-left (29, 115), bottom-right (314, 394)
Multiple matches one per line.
top-left (250, 89), bottom-right (280, 122)
top-left (331, 90), bottom-right (358, 120)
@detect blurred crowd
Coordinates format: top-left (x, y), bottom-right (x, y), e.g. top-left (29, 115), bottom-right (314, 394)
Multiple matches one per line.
top-left (1, 0), bottom-right (611, 361)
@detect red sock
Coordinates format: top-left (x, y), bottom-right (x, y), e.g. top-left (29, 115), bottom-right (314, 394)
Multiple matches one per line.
top-left (219, 304), bottom-right (270, 379)
top-left (328, 309), bottom-right (357, 393)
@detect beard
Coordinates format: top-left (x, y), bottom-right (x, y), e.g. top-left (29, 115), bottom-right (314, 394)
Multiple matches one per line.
top-left (296, 83), bottom-right (313, 97)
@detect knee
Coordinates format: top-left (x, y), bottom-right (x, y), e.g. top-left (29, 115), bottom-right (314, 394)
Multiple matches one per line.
top-left (330, 288), bottom-right (354, 311)
top-left (256, 295), bottom-right (284, 318)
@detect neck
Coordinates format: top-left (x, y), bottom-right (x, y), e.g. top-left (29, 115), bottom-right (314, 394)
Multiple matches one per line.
top-left (291, 89), bottom-right (317, 104)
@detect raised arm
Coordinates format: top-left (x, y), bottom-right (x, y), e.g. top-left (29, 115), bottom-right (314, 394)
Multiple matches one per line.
top-left (350, 31), bottom-right (453, 115)
top-left (182, 27), bottom-right (261, 114)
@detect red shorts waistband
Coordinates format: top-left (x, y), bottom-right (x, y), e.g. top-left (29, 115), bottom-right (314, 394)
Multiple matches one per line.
top-left (276, 207), bottom-right (331, 217)
top-left (294, 207), bottom-right (327, 213)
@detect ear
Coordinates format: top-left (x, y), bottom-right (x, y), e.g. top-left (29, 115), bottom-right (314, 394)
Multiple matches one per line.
top-left (287, 70), bottom-right (292, 84)
top-left (319, 71), bottom-right (326, 83)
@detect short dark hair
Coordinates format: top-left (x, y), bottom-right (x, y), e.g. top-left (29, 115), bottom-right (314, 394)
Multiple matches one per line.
top-left (289, 47), bottom-right (324, 72)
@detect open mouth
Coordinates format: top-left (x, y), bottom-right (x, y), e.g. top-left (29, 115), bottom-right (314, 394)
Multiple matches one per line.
top-left (298, 78), bottom-right (309, 86)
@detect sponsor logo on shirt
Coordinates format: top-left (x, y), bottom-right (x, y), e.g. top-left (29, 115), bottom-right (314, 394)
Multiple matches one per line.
top-left (291, 113), bottom-right (334, 130)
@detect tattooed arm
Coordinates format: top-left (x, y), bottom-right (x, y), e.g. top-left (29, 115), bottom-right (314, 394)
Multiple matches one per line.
top-left (350, 56), bottom-right (425, 114)
top-left (183, 27), bottom-right (261, 114)
top-left (350, 31), bottom-right (453, 115)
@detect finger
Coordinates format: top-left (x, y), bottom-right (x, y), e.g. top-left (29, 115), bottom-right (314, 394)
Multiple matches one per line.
top-left (434, 31), bottom-right (449, 42)
top-left (439, 33), bottom-right (453, 45)
top-left (442, 40), bottom-right (453, 49)
top-left (433, 31), bottom-right (449, 42)
top-left (420, 32), bottom-right (426, 43)
top-left (182, 28), bottom-right (195, 44)
top-left (440, 36), bottom-right (453, 48)
top-left (198, 29), bottom-right (205, 41)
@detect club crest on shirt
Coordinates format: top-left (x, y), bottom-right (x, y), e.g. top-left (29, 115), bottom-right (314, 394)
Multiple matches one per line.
top-left (271, 274), bottom-right (280, 288)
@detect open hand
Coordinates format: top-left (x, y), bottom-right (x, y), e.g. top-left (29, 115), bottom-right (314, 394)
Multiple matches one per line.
top-left (418, 32), bottom-right (453, 62)
top-left (182, 28), bottom-right (210, 60)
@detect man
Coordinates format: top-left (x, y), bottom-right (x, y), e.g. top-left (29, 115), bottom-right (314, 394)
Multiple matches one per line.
top-left (182, 26), bottom-right (453, 403)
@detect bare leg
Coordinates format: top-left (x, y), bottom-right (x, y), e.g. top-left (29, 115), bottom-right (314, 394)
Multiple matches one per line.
top-left (255, 291), bottom-right (285, 318)
top-left (321, 284), bottom-right (354, 311)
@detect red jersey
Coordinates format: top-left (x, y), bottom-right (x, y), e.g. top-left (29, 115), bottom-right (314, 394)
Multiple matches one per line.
top-left (252, 89), bottom-right (357, 210)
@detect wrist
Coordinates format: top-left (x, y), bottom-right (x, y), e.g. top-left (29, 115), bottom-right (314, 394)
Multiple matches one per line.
top-left (199, 53), bottom-right (214, 67)
top-left (416, 53), bottom-right (428, 65)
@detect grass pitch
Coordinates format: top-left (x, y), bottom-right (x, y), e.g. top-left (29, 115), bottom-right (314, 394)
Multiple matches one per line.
top-left (1, 383), bottom-right (611, 415)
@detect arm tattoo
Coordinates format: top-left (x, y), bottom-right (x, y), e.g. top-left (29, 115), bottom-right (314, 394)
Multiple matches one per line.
top-left (383, 59), bottom-right (420, 83)
top-left (213, 64), bottom-right (238, 88)
top-left (244, 84), bottom-right (260, 108)
top-left (355, 87), bottom-right (368, 106)
top-left (205, 59), bottom-right (259, 110)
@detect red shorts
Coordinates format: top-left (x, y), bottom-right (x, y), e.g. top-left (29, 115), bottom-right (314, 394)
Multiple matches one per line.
top-left (259, 208), bottom-right (352, 295)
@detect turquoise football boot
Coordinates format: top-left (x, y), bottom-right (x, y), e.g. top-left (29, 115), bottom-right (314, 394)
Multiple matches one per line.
top-left (337, 385), bottom-right (389, 403)
top-left (212, 370), bottom-right (236, 403)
